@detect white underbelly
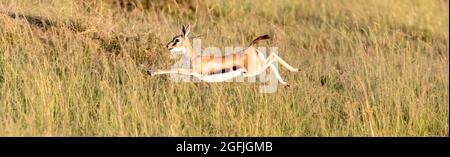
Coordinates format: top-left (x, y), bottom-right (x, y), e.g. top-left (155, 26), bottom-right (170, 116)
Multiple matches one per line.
top-left (194, 69), bottom-right (245, 82)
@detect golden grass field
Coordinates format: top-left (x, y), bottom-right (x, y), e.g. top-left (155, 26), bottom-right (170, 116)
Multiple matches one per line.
top-left (0, 0), bottom-right (448, 136)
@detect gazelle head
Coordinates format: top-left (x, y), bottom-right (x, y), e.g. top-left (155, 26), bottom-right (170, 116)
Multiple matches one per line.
top-left (166, 24), bottom-right (191, 54)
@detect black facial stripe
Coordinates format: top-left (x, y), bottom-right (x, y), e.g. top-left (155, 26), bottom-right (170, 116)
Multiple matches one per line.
top-left (169, 35), bottom-right (183, 46)
top-left (173, 35), bottom-right (182, 40)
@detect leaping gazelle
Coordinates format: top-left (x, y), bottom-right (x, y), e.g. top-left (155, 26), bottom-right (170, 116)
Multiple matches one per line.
top-left (147, 24), bottom-right (299, 87)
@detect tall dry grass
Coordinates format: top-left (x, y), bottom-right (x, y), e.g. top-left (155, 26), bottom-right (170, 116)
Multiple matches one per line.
top-left (0, 0), bottom-right (448, 136)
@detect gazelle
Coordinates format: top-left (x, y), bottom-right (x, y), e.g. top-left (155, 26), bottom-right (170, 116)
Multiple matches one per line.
top-left (148, 24), bottom-right (299, 87)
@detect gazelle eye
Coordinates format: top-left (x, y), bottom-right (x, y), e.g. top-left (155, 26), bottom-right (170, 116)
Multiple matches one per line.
top-left (174, 39), bottom-right (180, 42)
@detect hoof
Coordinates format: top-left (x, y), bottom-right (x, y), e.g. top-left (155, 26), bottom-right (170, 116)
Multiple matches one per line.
top-left (292, 68), bottom-right (300, 72)
top-left (284, 84), bottom-right (290, 88)
top-left (147, 69), bottom-right (156, 76)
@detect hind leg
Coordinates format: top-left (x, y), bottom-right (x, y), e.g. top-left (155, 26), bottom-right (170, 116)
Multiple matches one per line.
top-left (270, 64), bottom-right (289, 87)
top-left (245, 52), bottom-right (296, 87)
top-left (244, 54), bottom-right (289, 86)
top-left (270, 53), bottom-right (299, 72)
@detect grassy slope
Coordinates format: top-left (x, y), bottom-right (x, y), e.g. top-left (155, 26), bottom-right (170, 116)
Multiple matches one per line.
top-left (0, 0), bottom-right (448, 136)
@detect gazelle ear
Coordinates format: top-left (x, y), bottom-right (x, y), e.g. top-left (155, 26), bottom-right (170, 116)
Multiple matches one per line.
top-left (182, 24), bottom-right (190, 37)
top-left (181, 25), bottom-right (186, 34)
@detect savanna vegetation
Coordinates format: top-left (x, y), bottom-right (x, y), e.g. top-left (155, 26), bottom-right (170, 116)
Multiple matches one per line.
top-left (0, 0), bottom-right (448, 136)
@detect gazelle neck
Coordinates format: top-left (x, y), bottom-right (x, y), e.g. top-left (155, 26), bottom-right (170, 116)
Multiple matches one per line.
top-left (184, 38), bottom-right (196, 59)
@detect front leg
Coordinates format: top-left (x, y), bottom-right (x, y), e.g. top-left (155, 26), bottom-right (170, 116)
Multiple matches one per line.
top-left (147, 69), bottom-right (162, 76)
top-left (147, 68), bottom-right (245, 82)
top-left (147, 68), bottom-right (193, 76)
top-left (148, 68), bottom-right (207, 79)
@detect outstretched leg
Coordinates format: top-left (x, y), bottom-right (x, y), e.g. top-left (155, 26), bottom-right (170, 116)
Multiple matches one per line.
top-left (245, 53), bottom-right (296, 77)
top-left (244, 53), bottom-right (298, 87)
top-left (270, 64), bottom-right (289, 86)
top-left (148, 68), bottom-right (197, 76)
top-left (257, 51), bottom-right (290, 87)
top-left (270, 53), bottom-right (299, 72)
top-left (147, 68), bottom-right (245, 82)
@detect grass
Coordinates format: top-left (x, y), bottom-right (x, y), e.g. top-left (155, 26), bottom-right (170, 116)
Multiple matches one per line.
top-left (0, 0), bottom-right (448, 136)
